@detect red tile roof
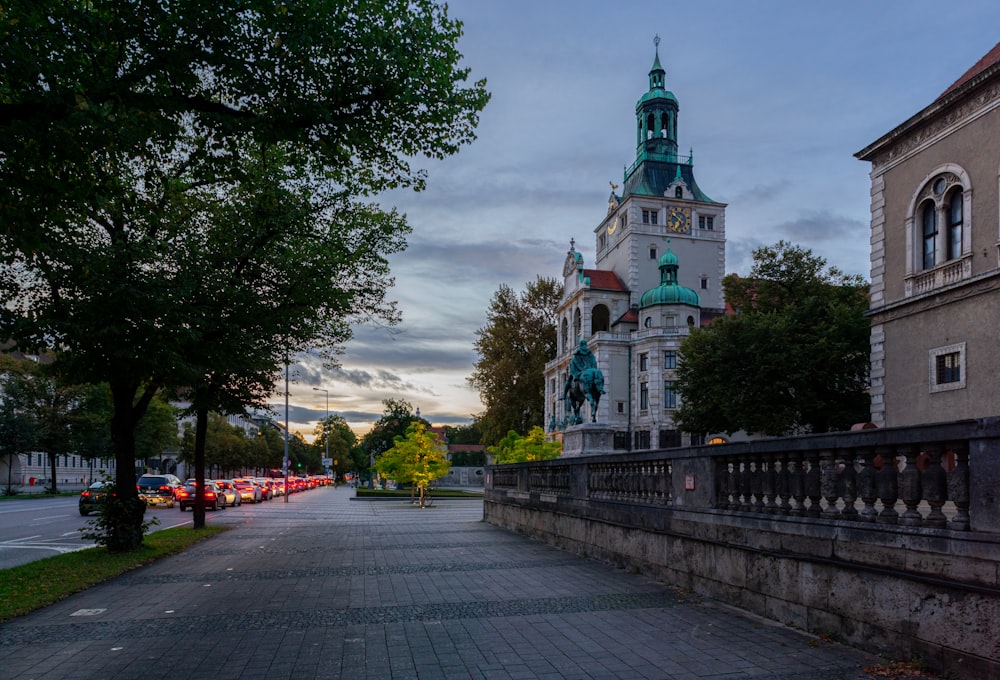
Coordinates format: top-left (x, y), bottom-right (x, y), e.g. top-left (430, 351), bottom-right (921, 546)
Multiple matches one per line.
top-left (583, 269), bottom-right (627, 291)
top-left (615, 307), bottom-right (639, 324)
top-left (938, 41), bottom-right (1000, 100)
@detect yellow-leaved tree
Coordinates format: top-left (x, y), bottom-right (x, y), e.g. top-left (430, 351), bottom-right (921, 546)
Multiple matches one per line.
top-left (487, 426), bottom-right (562, 464)
top-left (376, 423), bottom-right (450, 508)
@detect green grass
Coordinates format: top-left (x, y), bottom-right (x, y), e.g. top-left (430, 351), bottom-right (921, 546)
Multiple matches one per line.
top-left (0, 525), bottom-right (229, 622)
top-left (354, 487), bottom-right (483, 499)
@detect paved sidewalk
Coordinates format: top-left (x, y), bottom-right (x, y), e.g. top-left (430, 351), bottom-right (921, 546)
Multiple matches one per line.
top-left (0, 487), bottom-right (930, 679)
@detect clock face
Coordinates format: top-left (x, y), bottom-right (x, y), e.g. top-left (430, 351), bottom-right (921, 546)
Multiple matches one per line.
top-left (668, 206), bottom-right (689, 233)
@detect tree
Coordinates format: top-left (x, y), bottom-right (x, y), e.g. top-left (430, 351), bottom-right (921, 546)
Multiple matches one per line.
top-left (358, 399), bottom-right (426, 478)
top-left (487, 427), bottom-right (561, 465)
top-left (675, 241), bottom-right (870, 436)
top-left (312, 414), bottom-right (356, 480)
top-left (134, 396), bottom-right (179, 472)
top-left (0, 357), bottom-right (39, 494)
top-left (469, 277), bottom-right (562, 445)
top-left (376, 422), bottom-right (450, 507)
top-left (0, 1), bottom-right (489, 549)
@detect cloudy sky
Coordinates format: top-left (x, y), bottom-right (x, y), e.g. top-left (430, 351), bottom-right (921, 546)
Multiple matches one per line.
top-left (273, 0), bottom-right (1000, 439)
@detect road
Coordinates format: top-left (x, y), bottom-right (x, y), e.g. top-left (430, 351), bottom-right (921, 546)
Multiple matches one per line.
top-left (0, 495), bottom-right (196, 569)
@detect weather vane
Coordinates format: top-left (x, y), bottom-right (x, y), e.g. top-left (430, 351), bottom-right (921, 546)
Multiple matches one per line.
top-left (654, 34), bottom-right (660, 49)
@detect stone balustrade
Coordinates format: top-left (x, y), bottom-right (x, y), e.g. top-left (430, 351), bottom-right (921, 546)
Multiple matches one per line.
top-left (484, 416), bottom-right (1000, 678)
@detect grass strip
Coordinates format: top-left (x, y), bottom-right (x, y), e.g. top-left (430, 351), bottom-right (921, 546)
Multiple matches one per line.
top-left (0, 525), bottom-right (229, 622)
top-left (354, 488), bottom-right (483, 499)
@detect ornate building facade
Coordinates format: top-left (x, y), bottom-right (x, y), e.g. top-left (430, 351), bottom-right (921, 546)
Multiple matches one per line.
top-left (856, 42), bottom-right (1000, 427)
top-left (544, 41), bottom-right (727, 450)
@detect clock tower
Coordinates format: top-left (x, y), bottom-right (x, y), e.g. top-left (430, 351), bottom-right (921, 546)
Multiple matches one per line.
top-left (544, 37), bottom-right (729, 451)
top-left (595, 36), bottom-right (726, 318)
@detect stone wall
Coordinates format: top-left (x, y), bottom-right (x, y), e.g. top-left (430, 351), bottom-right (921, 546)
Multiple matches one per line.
top-left (484, 417), bottom-right (1000, 679)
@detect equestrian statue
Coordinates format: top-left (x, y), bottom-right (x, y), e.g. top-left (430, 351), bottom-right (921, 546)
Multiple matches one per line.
top-left (563, 338), bottom-right (606, 424)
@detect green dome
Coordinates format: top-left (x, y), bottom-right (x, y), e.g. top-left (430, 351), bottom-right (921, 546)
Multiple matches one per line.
top-left (639, 246), bottom-right (700, 309)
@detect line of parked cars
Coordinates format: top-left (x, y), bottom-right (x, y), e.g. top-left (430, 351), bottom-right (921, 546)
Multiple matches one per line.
top-left (79, 473), bottom-right (332, 515)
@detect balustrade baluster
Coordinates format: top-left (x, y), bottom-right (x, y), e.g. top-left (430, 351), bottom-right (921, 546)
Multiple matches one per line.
top-left (790, 451), bottom-right (807, 516)
top-left (898, 446), bottom-right (923, 526)
top-left (739, 459), bottom-right (752, 511)
top-left (820, 449), bottom-right (840, 519)
top-left (922, 444), bottom-right (947, 529)
top-left (805, 451), bottom-right (822, 517)
top-left (840, 450), bottom-right (858, 520)
top-left (665, 461), bottom-right (673, 504)
top-left (777, 452), bottom-right (792, 515)
top-left (876, 446), bottom-right (899, 524)
top-left (762, 457), bottom-right (778, 513)
top-left (727, 457), bottom-right (739, 509)
top-left (751, 456), bottom-right (765, 512)
top-left (857, 447), bottom-right (878, 522)
top-left (715, 459), bottom-right (729, 509)
top-left (947, 444), bottom-right (970, 531)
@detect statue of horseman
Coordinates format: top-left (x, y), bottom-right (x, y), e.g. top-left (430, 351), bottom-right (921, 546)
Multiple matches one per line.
top-left (562, 337), bottom-right (605, 424)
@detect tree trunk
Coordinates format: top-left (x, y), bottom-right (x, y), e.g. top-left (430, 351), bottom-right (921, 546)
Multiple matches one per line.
top-left (108, 379), bottom-right (148, 552)
top-left (47, 451), bottom-right (57, 493)
top-left (193, 407), bottom-right (208, 529)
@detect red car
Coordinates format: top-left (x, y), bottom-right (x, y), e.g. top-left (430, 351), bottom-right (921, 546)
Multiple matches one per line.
top-left (177, 483), bottom-right (226, 511)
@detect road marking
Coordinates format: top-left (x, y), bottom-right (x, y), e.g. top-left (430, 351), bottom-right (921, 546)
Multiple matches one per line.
top-left (5, 535), bottom-right (42, 543)
top-left (70, 609), bottom-right (106, 617)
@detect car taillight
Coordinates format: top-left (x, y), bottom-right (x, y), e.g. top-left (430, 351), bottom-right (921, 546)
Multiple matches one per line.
top-left (81, 491), bottom-right (90, 498)
top-left (160, 485), bottom-right (170, 491)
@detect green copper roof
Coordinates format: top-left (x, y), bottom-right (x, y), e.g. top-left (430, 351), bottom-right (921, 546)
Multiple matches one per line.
top-left (623, 159), bottom-right (717, 203)
top-left (639, 245), bottom-right (700, 309)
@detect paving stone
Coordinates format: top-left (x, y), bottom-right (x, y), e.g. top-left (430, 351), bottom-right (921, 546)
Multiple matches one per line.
top-left (0, 488), bottom-right (938, 679)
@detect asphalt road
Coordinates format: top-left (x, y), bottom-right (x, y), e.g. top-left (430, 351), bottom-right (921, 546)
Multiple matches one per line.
top-left (0, 495), bottom-right (195, 569)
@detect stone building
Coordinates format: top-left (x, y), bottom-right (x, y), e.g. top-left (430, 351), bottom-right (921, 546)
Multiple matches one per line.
top-left (856, 42), bottom-right (1000, 427)
top-left (544, 40), bottom-right (727, 451)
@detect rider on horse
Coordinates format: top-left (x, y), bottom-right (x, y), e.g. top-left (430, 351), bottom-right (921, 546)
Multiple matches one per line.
top-left (563, 338), bottom-right (606, 424)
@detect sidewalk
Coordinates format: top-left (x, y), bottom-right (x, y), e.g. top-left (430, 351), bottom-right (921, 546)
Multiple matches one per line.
top-left (0, 487), bottom-right (931, 679)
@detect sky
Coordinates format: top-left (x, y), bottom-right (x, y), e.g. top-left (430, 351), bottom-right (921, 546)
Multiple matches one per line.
top-left (271, 0), bottom-right (1000, 440)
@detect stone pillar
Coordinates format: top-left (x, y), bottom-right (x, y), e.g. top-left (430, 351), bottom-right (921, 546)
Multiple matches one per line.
top-left (561, 424), bottom-right (616, 457)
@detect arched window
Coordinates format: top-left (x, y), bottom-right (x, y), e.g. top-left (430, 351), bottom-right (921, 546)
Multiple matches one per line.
top-left (646, 113), bottom-right (655, 139)
top-left (573, 308), bottom-right (582, 341)
top-left (591, 305), bottom-right (610, 333)
top-left (561, 318), bottom-right (569, 353)
top-left (674, 186), bottom-right (682, 198)
top-left (921, 200), bottom-right (937, 270)
top-left (947, 189), bottom-right (963, 260)
top-left (660, 112), bottom-right (668, 138)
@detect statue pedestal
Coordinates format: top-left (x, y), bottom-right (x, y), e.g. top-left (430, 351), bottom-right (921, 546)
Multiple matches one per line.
top-left (561, 423), bottom-right (616, 457)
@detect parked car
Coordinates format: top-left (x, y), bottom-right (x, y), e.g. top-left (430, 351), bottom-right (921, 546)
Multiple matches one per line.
top-left (215, 480), bottom-right (241, 507)
top-left (233, 478), bottom-right (261, 504)
top-left (137, 474), bottom-right (181, 508)
top-left (79, 481), bottom-right (110, 516)
top-left (177, 482), bottom-right (226, 511)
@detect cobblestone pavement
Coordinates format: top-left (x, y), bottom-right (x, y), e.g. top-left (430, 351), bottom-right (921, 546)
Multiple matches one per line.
top-left (0, 487), bottom-right (934, 679)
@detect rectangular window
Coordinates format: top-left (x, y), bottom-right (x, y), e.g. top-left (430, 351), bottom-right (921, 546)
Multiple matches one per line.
top-left (700, 277), bottom-right (708, 290)
top-left (617, 401), bottom-right (625, 414)
top-left (642, 209), bottom-right (650, 224)
top-left (663, 351), bottom-right (677, 369)
top-left (639, 382), bottom-right (648, 410)
top-left (690, 433), bottom-right (705, 446)
top-left (634, 430), bottom-right (651, 450)
top-left (936, 353), bottom-right (961, 384)
top-left (659, 429), bottom-right (681, 448)
top-left (929, 343), bottom-right (966, 393)
top-left (649, 246), bottom-right (657, 259)
top-left (614, 432), bottom-right (630, 450)
top-left (639, 353), bottom-right (648, 371)
top-left (664, 381), bottom-right (677, 409)
top-left (698, 215), bottom-right (715, 230)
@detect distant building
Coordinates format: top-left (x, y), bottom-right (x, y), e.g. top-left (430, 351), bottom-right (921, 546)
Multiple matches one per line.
top-left (856, 42), bottom-right (1000, 427)
top-left (543, 39), bottom-right (727, 450)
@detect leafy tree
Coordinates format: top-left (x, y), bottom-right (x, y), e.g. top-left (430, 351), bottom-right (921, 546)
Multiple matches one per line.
top-left (358, 399), bottom-right (426, 476)
top-left (469, 277), bottom-right (562, 445)
top-left (443, 422), bottom-right (483, 445)
top-left (487, 427), bottom-right (562, 465)
top-left (312, 414), bottom-right (356, 480)
top-left (0, 357), bottom-right (39, 494)
top-left (135, 396), bottom-right (179, 472)
top-left (376, 422), bottom-right (450, 507)
top-left (675, 241), bottom-right (870, 436)
top-left (0, 1), bottom-right (489, 549)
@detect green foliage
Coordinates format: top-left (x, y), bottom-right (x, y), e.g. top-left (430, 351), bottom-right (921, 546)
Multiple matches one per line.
top-left (313, 414), bottom-right (356, 477)
top-left (469, 277), bottom-right (562, 445)
top-left (376, 422), bottom-right (450, 507)
top-left (443, 422), bottom-right (483, 445)
top-left (675, 241), bottom-right (870, 436)
top-left (80, 481), bottom-right (159, 553)
top-left (0, 1), bottom-right (489, 547)
top-left (359, 399), bottom-right (424, 467)
top-left (488, 427), bottom-right (561, 465)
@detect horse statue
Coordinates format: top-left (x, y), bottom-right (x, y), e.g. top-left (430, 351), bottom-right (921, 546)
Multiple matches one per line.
top-left (565, 367), bottom-right (605, 425)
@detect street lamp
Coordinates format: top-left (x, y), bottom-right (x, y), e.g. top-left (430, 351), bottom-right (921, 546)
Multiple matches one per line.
top-left (313, 387), bottom-right (329, 480)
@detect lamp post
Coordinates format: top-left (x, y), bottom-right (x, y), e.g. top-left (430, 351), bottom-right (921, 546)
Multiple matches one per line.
top-left (313, 387), bottom-right (329, 480)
